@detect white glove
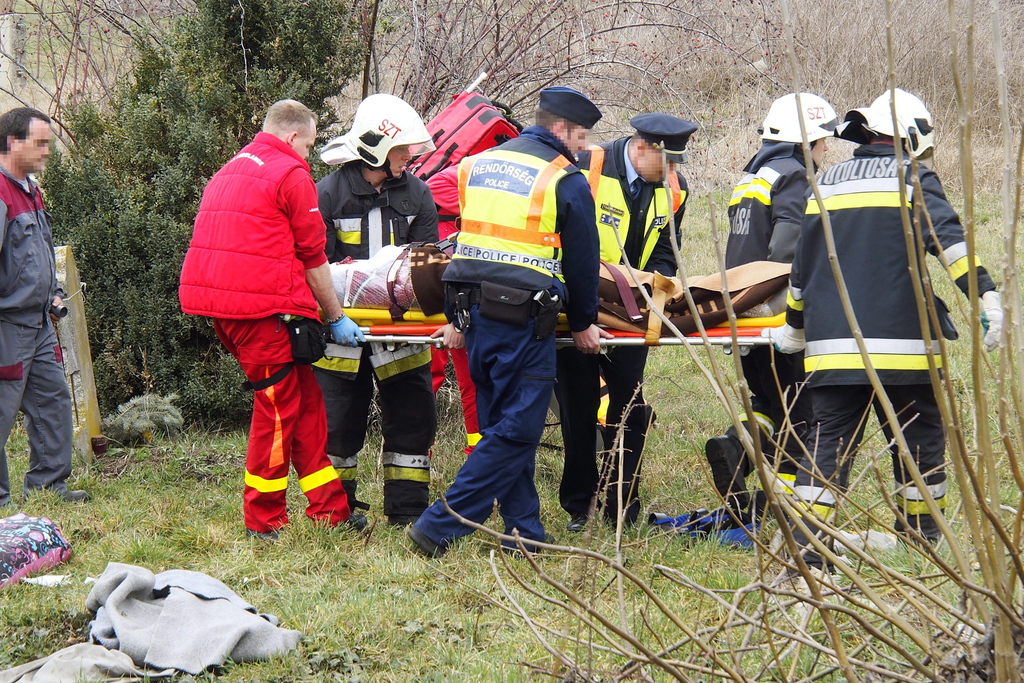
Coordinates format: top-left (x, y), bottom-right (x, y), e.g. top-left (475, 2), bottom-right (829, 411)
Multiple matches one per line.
top-left (762, 324), bottom-right (805, 354)
top-left (981, 290), bottom-right (1002, 353)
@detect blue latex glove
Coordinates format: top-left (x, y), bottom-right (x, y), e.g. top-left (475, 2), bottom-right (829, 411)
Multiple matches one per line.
top-left (329, 315), bottom-right (365, 347)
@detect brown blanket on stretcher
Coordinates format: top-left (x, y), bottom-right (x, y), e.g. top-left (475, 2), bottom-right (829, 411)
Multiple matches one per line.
top-left (404, 247), bottom-right (790, 334)
top-left (596, 261), bottom-right (791, 341)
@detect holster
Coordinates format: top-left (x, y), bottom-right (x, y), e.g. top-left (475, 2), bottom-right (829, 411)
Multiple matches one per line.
top-left (532, 288), bottom-right (561, 340)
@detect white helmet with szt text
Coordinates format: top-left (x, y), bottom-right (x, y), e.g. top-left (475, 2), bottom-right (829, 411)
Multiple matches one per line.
top-left (320, 93), bottom-right (435, 166)
top-left (760, 93), bottom-right (838, 143)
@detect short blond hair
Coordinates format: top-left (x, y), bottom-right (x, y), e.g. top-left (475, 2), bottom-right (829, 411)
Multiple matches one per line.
top-left (263, 99), bottom-right (315, 136)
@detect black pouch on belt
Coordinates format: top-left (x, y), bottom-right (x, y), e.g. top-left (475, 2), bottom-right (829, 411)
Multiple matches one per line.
top-left (283, 316), bottom-right (327, 364)
top-left (478, 281), bottom-right (533, 327)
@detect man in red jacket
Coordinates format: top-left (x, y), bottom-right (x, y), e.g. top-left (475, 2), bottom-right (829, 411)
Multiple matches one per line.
top-left (179, 100), bottom-right (365, 541)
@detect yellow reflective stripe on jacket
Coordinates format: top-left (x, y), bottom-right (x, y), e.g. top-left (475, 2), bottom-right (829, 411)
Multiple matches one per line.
top-left (245, 470), bottom-right (288, 493)
top-left (584, 145), bottom-right (683, 269)
top-left (371, 344), bottom-right (431, 381)
top-left (334, 217), bottom-right (362, 245)
top-left (729, 176), bottom-right (773, 207)
top-left (804, 337), bottom-right (941, 372)
top-left (466, 432), bottom-right (482, 446)
top-left (947, 254), bottom-right (981, 280)
top-left (456, 148), bottom-right (569, 279)
top-left (298, 465), bottom-right (340, 493)
top-left (314, 344), bottom-right (362, 374)
top-left (805, 353), bottom-right (940, 372)
top-left (729, 166), bottom-right (779, 206)
top-left (805, 191), bottom-right (906, 214)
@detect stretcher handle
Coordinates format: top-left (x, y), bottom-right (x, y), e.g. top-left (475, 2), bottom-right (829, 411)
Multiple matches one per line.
top-left (355, 333), bottom-right (772, 350)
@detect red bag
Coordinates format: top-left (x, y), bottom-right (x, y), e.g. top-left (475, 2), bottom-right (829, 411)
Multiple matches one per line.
top-left (411, 91), bottom-right (520, 180)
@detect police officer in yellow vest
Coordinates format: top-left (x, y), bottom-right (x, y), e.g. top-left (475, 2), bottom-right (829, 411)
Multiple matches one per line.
top-left (558, 113), bottom-right (695, 532)
top-left (408, 87), bottom-right (608, 557)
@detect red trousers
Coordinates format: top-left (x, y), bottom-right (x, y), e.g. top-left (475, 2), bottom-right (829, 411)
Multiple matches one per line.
top-left (215, 317), bottom-right (350, 533)
top-left (430, 347), bottom-right (479, 455)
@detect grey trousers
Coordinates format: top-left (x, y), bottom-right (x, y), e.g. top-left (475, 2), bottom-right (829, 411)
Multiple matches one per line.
top-left (0, 317), bottom-right (74, 506)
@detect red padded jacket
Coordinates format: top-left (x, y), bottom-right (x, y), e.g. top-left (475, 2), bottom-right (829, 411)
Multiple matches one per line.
top-left (179, 132), bottom-right (327, 320)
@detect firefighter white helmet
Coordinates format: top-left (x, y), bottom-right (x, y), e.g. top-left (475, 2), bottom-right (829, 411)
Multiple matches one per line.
top-left (320, 93), bottom-right (436, 166)
top-left (837, 88), bottom-right (935, 158)
top-left (760, 93), bottom-right (838, 143)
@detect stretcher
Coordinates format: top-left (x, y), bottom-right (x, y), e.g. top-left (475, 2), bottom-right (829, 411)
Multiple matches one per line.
top-left (328, 308), bottom-right (782, 354)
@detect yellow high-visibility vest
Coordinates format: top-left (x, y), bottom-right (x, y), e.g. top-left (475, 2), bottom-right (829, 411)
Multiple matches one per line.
top-left (583, 145), bottom-right (685, 269)
top-left (455, 143), bottom-right (572, 281)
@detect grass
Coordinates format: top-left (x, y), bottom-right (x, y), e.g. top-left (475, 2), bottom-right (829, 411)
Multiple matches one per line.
top-left (0, 188), bottom-right (1015, 681)
top-left (0, 417), bottom-right (765, 681)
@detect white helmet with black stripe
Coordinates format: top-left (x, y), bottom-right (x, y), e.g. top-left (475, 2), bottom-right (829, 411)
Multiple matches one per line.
top-left (837, 88), bottom-right (935, 159)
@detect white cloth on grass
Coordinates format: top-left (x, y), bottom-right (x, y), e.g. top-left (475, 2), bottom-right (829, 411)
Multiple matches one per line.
top-left (0, 642), bottom-right (174, 683)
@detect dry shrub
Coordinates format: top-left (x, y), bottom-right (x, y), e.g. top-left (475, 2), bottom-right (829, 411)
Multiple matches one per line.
top-left (348, 0), bottom-right (1024, 195)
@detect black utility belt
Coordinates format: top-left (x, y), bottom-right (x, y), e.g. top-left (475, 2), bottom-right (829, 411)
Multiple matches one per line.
top-left (449, 282), bottom-right (560, 339)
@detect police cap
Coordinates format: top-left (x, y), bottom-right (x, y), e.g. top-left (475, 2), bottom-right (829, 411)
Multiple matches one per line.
top-left (539, 86), bottom-right (602, 129)
top-left (630, 113), bottom-right (698, 161)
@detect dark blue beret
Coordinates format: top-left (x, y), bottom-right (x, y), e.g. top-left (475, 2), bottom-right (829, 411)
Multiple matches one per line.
top-left (630, 113), bottom-right (698, 160)
top-left (539, 87), bottom-right (602, 129)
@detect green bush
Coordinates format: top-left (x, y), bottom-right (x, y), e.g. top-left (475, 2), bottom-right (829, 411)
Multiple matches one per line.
top-left (46, 0), bottom-right (363, 426)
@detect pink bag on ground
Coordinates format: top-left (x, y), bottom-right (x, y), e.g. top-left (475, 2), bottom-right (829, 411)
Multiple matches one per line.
top-left (0, 512), bottom-right (72, 588)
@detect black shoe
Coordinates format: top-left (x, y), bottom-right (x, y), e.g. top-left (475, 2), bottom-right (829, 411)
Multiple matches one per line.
top-left (345, 513), bottom-right (368, 532)
top-left (246, 528), bottom-right (279, 542)
top-left (566, 513), bottom-right (589, 533)
top-left (387, 514), bottom-right (419, 527)
top-left (58, 489), bottom-right (89, 502)
top-left (407, 525), bottom-right (446, 558)
top-left (705, 435), bottom-right (748, 504)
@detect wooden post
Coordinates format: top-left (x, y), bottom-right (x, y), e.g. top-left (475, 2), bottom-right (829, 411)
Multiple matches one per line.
top-left (0, 10), bottom-right (25, 101)
top-left (54, 246), bottom-right (101, 463)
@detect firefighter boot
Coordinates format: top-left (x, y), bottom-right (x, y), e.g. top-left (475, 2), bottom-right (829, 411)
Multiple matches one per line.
top-left (330, 455), bottom-right (369, 512)
top-left (704, 434), bottom-right (750, 513)
top-left (340, 479), bottom-right (370, 512)
top-left (894, 512), bottom-right (943, 546)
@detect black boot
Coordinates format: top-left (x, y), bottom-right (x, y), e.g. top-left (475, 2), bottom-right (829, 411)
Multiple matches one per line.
top-left (704, 434), bottom-right (749, 512)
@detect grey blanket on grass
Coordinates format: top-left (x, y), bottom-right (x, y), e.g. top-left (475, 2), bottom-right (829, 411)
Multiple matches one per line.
top-left (85, 562), bottom-right (301, 674)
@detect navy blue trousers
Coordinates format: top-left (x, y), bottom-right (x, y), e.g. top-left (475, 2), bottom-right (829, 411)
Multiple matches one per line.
top-left (413, 304), bottom-right (554, 551)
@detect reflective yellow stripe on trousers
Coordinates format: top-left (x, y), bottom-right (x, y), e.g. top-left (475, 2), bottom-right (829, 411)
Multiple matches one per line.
top-left (245, 471), bottom-right (288, 493)
top-left (299, 465), bottom-right (340, 493)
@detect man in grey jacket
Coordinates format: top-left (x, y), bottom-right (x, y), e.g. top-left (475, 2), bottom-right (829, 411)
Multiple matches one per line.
top-left (0, 107), bottom-right (88, 506)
